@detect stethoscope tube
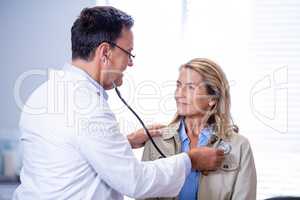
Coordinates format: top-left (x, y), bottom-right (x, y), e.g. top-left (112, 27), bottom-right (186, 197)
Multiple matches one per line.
top-left (113, 82), bottom-right (167, 158)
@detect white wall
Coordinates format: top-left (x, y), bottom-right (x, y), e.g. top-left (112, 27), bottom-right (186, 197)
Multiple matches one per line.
top-left (0, 1), bottom-right (96, 198)
top-left (0, 0), bottom-right (95, 131)
top-left (100, 1), bottom-right (300, 199)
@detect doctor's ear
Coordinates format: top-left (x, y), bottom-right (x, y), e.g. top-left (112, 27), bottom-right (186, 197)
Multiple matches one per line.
top-left (101, 53), bottom-right (112, 64)
top-left (97, 42), bottom-right (111, 62)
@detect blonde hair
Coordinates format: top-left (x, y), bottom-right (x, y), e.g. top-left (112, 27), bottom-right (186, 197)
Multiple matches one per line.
top-left (170, 58), bottom-right (237, 138)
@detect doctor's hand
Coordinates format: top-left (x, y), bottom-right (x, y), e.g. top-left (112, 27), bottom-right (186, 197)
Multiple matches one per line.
top-left (127, 124), bottom-right (165, 149)
top-left (188, 147), bottom-right (224, 171)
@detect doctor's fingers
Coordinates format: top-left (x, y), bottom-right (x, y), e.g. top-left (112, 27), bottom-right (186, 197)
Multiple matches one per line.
top-left (209, 155), bottom-right (224, 170)
top-left (146, 129), bottom-right (163, 137)
top-left (216, 149), bottom-right (225, 156)
top-left (202, 171), bottom-right (209, 176)
top-left (215, 158), bottom-right (224, 168)
top-left (216, 154), bottom-right (225, 160)
top-left (147, 124), bottom-right (166, 130)
top-left (216, 154), bottom-right (225, 164)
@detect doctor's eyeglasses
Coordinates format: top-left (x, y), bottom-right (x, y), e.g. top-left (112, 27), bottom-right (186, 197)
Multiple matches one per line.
top-left (106, 41), bottom-right (135, 60)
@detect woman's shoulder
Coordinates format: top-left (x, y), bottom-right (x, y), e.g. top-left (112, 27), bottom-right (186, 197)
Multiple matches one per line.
top-left (227, 131), bottom-right (251, 145)
top-left (225, 131), bottom-right (254, 157)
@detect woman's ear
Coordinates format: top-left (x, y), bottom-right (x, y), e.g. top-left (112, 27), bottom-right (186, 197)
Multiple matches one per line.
top-left (208, 100), bottom-right (216, 107)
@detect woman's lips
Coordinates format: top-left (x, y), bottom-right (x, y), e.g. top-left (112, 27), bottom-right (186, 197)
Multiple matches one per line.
top-left (176, 102), bottom-right (190, 105)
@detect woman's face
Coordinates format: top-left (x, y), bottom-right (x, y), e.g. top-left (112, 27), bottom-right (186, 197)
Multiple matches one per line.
top-left (175, 67), bottom-right (212, 117)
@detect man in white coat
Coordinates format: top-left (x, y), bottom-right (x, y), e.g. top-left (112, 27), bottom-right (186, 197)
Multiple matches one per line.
top-left (13, 6), bottom-right (225, 200)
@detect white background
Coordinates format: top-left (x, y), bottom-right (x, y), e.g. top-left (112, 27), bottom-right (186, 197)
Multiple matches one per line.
top-left (97, 0), bottom-right (300, 199)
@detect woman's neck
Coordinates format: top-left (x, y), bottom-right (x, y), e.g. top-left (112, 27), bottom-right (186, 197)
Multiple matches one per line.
top-left (184, 115), bottom-right (206, 137)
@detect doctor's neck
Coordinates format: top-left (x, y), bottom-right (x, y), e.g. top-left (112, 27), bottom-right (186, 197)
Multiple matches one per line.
top-left (71, 58), bottom-right (103, 86)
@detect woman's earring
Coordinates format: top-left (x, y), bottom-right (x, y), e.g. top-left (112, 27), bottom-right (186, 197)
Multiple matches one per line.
top-left (209, 101), bottom-right (215, 107)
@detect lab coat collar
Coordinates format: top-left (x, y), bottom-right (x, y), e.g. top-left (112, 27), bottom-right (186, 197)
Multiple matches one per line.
top-left (63, 63), bottom-right (109, 100)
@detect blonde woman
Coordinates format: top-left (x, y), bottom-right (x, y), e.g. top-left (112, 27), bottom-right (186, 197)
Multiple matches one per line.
top-left (140, 58), bottom-right (257, 200)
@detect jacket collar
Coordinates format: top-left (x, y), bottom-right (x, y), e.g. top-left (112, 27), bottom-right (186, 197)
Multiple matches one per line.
top-left (162, 120), bottom-right (216, 142)
top-left (162, 121), bottom-right (181, 140)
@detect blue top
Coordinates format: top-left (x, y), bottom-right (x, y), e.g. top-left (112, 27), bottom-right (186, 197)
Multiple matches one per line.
top-left (178, 118), bottom-right (213, 200)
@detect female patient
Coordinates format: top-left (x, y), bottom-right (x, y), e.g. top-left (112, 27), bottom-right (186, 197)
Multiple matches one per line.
top-left (141, 58), bottom-right (257, 200)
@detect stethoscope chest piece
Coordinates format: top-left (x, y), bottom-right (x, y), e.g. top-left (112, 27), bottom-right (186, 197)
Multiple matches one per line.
top-left (217, 140), bottom-right (232, 155)
top-left (208, 134), bottom-right (232, 155)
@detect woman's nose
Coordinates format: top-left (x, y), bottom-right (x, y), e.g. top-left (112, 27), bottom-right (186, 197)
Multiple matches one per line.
top-left (175, 90), bottom-right (185, 100)
top-left (175, 86), bottom-right (186, 96)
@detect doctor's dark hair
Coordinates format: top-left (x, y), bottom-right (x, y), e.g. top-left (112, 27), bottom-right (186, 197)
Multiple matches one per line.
top-left (71, 6), bottom-right (134, 60)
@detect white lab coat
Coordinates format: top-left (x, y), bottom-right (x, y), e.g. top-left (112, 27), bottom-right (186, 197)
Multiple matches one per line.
top-left (13, 63), bottom-right (191, 200)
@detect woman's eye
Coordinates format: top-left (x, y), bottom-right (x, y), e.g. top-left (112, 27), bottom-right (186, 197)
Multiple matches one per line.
top-left (188, 85), bottom-right (195, 90)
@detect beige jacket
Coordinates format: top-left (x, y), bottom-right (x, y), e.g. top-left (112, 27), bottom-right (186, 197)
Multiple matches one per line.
top-left (139, 122), bottom-right (257, 200)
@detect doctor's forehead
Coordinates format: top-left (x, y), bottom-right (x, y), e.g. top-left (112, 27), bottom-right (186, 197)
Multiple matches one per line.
top-left (116, 29), bottom-right (134, 48)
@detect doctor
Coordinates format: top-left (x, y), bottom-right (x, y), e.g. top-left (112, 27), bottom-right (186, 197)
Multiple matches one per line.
top-left (13, 6), bottom-right (225, 200)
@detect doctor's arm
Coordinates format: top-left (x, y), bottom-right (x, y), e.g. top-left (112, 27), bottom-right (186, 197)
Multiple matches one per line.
top-left (76, 110), bottom-right (190, 199)
top-left (127, 124), bottom-right (164, 148)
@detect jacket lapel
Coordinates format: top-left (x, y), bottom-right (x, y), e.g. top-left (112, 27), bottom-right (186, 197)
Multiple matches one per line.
top-left (162, 121), bottom-right (181, 155)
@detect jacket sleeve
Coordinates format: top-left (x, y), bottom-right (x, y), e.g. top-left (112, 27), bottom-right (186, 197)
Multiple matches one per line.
top-left (137, 141), bottom-right (155, 200)
top-left (142, 140), bottom-right (153, 161)
top-left (231, 138), bottom-right (257, 200)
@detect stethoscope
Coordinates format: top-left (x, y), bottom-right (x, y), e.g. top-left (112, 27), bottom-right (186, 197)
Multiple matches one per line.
top-left (113, 81), bottom-right (167, 158)
top-left (112, 82), bottom-right (232, 158)
top-left (208, 134), bottom-right (232, 155)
